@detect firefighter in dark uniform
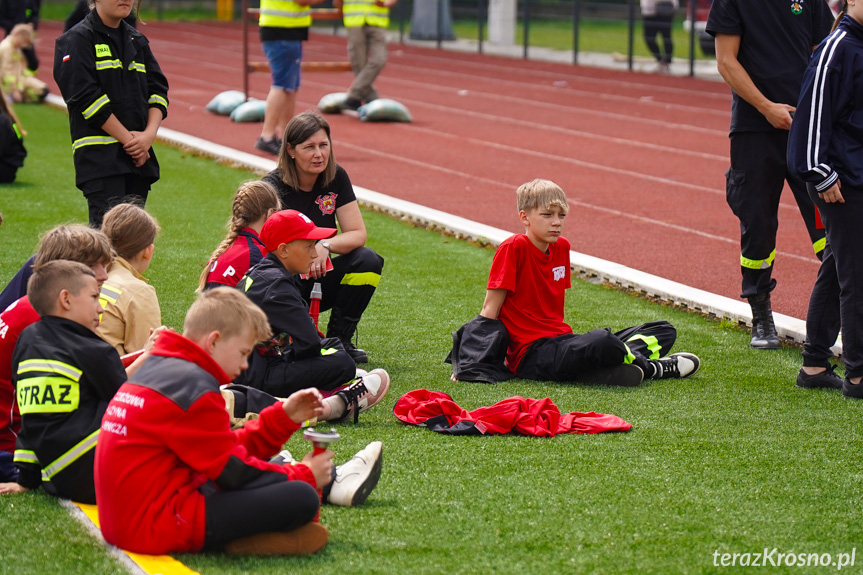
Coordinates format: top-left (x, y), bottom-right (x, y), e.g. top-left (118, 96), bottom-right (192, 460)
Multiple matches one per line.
top-left (3, 262), bottom-right (128, 503)
top-left (53, 0), bottom-right (168, 228)
top-left (707, 0), bottom-right (833, 349)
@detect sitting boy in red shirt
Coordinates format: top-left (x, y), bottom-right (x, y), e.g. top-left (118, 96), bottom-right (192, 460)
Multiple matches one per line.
top-left (96, 287), bottom-right (382, 556)
top-left (462, 179), bottom-right (700, 386)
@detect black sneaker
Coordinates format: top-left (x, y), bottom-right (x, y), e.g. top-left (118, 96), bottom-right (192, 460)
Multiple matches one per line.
top-left (842, 378), bottom-right (863, 399)
top-left (796, 366), bottom-right (843, 390)
top-left (254, 136), bottom-right (281, 155)
top-left (341, 97), bottom-right (362, 111)
top-left (342, 340), bottom-right (368, 364)
top-left (648, 352), bottom-right (701, 379)
top-left (578, 364), bottom-right (644, 387)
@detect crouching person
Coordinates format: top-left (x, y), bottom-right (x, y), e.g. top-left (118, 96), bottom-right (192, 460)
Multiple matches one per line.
top-left (95, 288), bottom-right (382, 556)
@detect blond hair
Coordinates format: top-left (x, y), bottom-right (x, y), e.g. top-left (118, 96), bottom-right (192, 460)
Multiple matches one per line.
top-left (33, 225), bottom-right (112, 269)
top-left (516, 179), bottom-right (569, 214)
top-left (101, 203), bottom-right (160, 261)
top-left (27, 260), bottom-right (95, 317)
top-left (277, 112), bottom-right (337, 189)
top-left (184, 287), bottom-right (271, 343)
top-left (197, 181), bottom-right (281, 292)
top-left (10, 23), bottom-right (33, 44)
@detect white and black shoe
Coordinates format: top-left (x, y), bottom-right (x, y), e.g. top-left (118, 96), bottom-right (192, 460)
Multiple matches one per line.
top-left (648, 353), bottom-right (701, 379)
top-left (331, 369), bottom-right (390, 424)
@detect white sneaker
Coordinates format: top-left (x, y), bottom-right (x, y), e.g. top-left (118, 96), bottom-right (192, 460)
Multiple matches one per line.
top-left (326, 441), bottom-right (382, 507)
top-left (270, 449), bottom-right (296, 465)
top-left (333, 369), bottom-right (390, 423)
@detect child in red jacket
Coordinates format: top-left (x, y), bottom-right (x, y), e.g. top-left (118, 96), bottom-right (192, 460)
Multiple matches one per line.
top-left (96, 288), bottom-right (340, 555)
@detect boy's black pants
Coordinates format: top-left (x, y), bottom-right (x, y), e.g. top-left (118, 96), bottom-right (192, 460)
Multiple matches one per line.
top-left (516, 321), bottom-right (677, 382)
top-left (203, 477), bottom-right (320, 549)
top-left (239, 337), bottom-right (356, 397)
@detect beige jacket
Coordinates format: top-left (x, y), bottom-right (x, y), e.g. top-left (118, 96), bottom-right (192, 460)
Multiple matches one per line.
top-left (97, 257), bottom-right (161, 355)
top-left (0, 36), bottom-right (45, 102)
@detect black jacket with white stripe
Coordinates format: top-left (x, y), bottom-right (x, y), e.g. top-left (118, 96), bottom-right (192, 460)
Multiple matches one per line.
top-left (789, 15), bottom-right (863, 194)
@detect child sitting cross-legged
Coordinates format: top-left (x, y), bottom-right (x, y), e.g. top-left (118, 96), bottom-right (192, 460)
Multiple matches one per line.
top-left (450, 179), bottom-right (701, 386)
top-left (236, 209), bottom-right (390, 422)
top-left (96, 287), bottom-right (383, 556)
top-left (0, 260), bottom-right (156, 503)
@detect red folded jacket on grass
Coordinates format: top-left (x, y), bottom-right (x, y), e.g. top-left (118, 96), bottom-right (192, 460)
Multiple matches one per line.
top-left (393, 389), bottom-right (631, 437)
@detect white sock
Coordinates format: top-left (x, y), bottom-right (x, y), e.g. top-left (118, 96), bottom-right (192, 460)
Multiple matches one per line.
top-left (322, 395), bottom-right (347, 421)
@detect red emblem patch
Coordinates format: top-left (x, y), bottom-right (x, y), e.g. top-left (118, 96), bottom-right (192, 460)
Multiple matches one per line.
top-left (315, 193), bottom-right (338, 215)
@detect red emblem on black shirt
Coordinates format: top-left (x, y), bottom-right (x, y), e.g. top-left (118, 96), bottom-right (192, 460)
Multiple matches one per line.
top-left (315, 193), bottom-right (338, 215)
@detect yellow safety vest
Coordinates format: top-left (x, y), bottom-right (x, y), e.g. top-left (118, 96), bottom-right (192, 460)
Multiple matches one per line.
top-left (259, 0), bottom-right (311, 28)
top-left (342, 0), bottom-right (389, 28)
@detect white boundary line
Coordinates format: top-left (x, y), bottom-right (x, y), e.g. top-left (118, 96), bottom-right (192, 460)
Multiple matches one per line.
top-left (44, 93), bottom-right (829, 351)
top-left (60, 500), bottom-right (148, 575)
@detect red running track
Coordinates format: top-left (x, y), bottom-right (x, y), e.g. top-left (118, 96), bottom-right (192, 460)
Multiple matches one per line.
top-left (34, 20), bottom-right (820, 320)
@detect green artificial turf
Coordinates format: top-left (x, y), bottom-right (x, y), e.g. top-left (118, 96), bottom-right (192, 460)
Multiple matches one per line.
top-left (1, 105), bottom-right (861, 575)
top-left (449, 17), bottom-right (714, 60)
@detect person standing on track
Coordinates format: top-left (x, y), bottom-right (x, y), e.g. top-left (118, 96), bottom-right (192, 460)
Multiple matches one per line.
top-left (640, 0), bottom-right (676, 74)
top-left (788, 3), bottom-right (863, 397)
top-left (707, 0), bottom-right (833, 350)
top-left (254, 0), bottom-right (326, 155)
top-left (334, 0), bottom-right (397, 110)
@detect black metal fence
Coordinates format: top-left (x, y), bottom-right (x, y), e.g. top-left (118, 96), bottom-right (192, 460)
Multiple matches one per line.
top-left (142, 0), bottom-right (717, 77)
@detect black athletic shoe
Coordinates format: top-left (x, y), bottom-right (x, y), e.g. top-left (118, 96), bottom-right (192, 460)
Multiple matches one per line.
top-left (342, 340), bottom-right (368, 364)
top-left (254, 136), bottom-right (281, 155)
top-left (341, 97), bottom-right (362, 111)
top-left (843, 379), bottom-right (863, 399)
top-left (796, 366), bottom-right (843, 390)
top-left (648, 352), bottom-right (701, 379)
top-left (578, 364), bottom-right (644, 387)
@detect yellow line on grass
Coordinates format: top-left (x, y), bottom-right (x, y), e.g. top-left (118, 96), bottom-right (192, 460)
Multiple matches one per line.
top-left (72, 503), bottom-right (200, 575)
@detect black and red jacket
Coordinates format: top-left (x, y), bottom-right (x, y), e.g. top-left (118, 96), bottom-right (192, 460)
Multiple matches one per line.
top-left (95, 330), bottom-right (315, 555)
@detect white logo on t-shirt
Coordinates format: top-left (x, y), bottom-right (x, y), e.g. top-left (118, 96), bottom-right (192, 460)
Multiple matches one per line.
top-left (552, 266), bottom-right (566, 281)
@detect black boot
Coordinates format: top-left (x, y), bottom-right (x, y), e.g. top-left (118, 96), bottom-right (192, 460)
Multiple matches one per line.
top-left (748, 292), bottom-right (780, 349)
top-left (327, 309), bottom-right (369, 364)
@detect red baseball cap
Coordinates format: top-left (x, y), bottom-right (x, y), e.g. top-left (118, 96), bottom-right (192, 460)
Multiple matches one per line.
top-left (260, 209), bottom-right (337, 252)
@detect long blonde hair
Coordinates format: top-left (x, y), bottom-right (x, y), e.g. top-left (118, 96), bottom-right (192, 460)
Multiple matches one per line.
top-left (197, 180), bottom-right (281, 291)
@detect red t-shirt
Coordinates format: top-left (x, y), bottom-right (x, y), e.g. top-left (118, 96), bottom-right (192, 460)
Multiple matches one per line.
top-left (0, 297), bottom-right (40, 452)
top-left (204, 228), bottom-right (268, 289)
top-left (488, 234), bottom-right (572, 372)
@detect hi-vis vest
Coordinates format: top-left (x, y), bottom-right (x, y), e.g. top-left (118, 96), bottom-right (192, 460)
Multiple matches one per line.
top-left (342, 0), bottom-right (389, 28)
top-left (259, 0), bottom-right (312, 28)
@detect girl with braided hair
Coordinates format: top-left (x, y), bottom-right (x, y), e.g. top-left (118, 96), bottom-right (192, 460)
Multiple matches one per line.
top-left (199, 180), bottom-right (281, 291)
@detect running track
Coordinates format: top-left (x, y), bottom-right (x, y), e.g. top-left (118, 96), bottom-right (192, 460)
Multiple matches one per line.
top-left (34, 20), bottom-right (820, 320)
